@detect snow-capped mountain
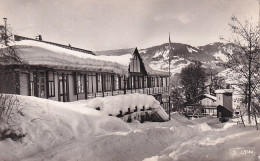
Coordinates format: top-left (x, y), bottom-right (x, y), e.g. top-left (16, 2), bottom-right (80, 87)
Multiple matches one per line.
top-left (198, 42), bottom-right (235, 63)
top-left (139, 42), bottom-right (235, 77)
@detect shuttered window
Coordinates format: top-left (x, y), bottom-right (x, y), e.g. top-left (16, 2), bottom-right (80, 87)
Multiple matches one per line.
top-left (76, 73), bottom-right (84, 94)
top-left (29, 72), bottom-right (35, 96)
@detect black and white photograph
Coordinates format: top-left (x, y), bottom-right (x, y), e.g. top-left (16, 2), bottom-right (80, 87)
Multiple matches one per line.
top-left (0, 0), bottom-right (260, 160)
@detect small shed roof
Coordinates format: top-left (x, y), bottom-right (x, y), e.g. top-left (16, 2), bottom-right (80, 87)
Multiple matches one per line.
top-left (203, 94), bottom-right (217, 101)
top-left (215, 89), bottom-right (233, 94)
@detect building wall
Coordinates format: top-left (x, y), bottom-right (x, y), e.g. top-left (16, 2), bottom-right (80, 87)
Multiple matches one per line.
top-left (223, 93), bottom-right (232, 111)
top-left (216, 93), bottom-right (224, 106)
top-left (77, 93), bottom-right (85, 100)
top-left (216, 93), bottom-right (233, 110)
top-left (200, 98), bottom-right (215, 107)
top-left (0, 70), bottom-right (17, 94)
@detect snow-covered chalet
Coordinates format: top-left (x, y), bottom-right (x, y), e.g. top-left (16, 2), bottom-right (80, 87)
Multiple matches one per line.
top-left (185, 89), bottom-right (233, 118)
top-left (0, 35), bottom-right (170, 110)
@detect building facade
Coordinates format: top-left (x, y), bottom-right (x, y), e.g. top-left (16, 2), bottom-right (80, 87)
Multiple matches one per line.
top-left (0, 35), bottom-right (170, 111)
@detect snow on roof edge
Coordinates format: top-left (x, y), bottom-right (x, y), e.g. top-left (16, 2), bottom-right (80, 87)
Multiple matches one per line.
top-left (215, 89), bottom-right (233, 94)
top-left (203, 94), bottom-right (217, 101)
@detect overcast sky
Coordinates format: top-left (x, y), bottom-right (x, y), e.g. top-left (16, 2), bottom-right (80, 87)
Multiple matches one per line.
top-left (0, 0), bottom-right (259, 50)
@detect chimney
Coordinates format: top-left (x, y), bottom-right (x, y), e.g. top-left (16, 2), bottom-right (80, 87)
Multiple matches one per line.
top-left (38, 35), bottom-right (42, 41)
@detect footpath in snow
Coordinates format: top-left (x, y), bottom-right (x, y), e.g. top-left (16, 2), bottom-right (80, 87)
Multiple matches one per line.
top-left (0, 94), bottom-right (259, 161)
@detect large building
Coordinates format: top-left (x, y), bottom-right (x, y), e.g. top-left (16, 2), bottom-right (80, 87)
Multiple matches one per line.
top-left (0, 35), bottom-right (170, 111)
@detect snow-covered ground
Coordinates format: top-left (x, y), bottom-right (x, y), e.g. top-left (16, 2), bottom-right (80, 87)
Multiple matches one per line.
top-left (0, 95), bottom-right (260, 161)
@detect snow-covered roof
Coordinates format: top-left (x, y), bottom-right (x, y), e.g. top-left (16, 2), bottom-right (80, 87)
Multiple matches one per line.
top-left (1, 37), bottom-right (169, 77)
top-left (95, 48), bottom-right (169, 77)
top-left (203, 94), bottom-right (217, 101)
top-left (215, 89), bottom-right (233, 94)
top-left (1, 40), bottom-right (134, 75)
top-left (95, 48), bottom-right (136, 56)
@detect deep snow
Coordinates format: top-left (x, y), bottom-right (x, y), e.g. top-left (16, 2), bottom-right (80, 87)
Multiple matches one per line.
top-left (0, 95), bottom-right (260, 161)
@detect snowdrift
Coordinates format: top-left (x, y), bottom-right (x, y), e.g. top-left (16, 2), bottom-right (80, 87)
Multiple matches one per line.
top-left (70, 93), bottom-right (169, 121)
top-left (0, 94), bottom-right (168, 160)
top-left (0, 95), bottom-right (130, 161)
top-left (0, 95), bottom-right (245, 161)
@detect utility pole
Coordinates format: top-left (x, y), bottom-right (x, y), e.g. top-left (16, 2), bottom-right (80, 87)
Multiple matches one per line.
top-left (3, 18), bottom-right (7, 46)
top-left (259, 0), bottom-right (260, 45)
top-left (168, 33), bottom-right (172, 120)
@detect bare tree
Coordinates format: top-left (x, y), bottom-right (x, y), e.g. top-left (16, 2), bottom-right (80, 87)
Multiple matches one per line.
top-left (222, 16), bottom-right (260, 124)
top-left (0, 19), bottom-right (25, 140)
top-left (0, 19), bottom-right (22, 64)
top-left (208, 75), bottom-right (225, 95)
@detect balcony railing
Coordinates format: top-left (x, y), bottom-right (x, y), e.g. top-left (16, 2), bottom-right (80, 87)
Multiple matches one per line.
top-left (85, 86), bottom-right (169, 100)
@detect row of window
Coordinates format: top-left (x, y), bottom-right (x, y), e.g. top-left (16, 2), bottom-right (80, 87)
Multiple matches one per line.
top-left (76, 73), bottom-right (124, 94)
top-left (29, 71), bottom-right (169, 98)
top-left (77, 74), bottom-right (169, 94)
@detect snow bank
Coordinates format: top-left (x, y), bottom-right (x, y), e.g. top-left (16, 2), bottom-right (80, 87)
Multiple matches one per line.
top-left (0, 95), bottom-right (247, 161)
top-left (71, 93), bottom-right (169, 121)
top-left (0, 95), bottom-right (130, 161)
top-left (233, 115), bottom-right (260, 126)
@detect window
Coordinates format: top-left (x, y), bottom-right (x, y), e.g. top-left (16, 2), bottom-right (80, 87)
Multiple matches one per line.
top-left (104, 75), bottom-right (111, 92)
top-left (151, 77), bottom-right (155, 87)
top-left (97, 74), bottom-right (102, 92)
top-left (131, 76), bottom-right (134, 89)
top-left (120, 76), bottom-right (124, 90)
top-left (113, 75), bottom-right (119, 91)
top-left (134, 76), bottom-right (139, 89)
top-left (29, 72), bottom-right (35, 96)
top-left (127, 77), bottom-right (132, 89)
top-left (163, 77), bottom-right (166, 87)
top-left (139, 76), bottom-right (143, 88)
top-left (76, 73), bottom-right (84, 94)
top-left (147, 77), bottom-right (151, 88)
top-left (143, 76), bottom-right (147, 88)
top-left (37, 72), bottom-right (46, 98)
top-left (158, 77), bottom-right (161, 87)
top-left (133, 55), bottom-right (137, 60)
top-left (87, 73), bottom-right (97, 94)
top-left (47, 71), bottom-right (55, 97)
top-left (155, 77), bottom-right (158, 87)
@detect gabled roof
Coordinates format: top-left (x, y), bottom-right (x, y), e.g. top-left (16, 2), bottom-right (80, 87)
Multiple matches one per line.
top-left (95, 48), bottom-right (169, 77)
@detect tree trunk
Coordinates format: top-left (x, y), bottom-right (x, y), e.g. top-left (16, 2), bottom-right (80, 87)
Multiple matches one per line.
top-left (254, 112), bottom-right (258, 130)
top-left (240, 114), bottom-right (245, 128)
top-left (248, 54), bottom-right (252, 124)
